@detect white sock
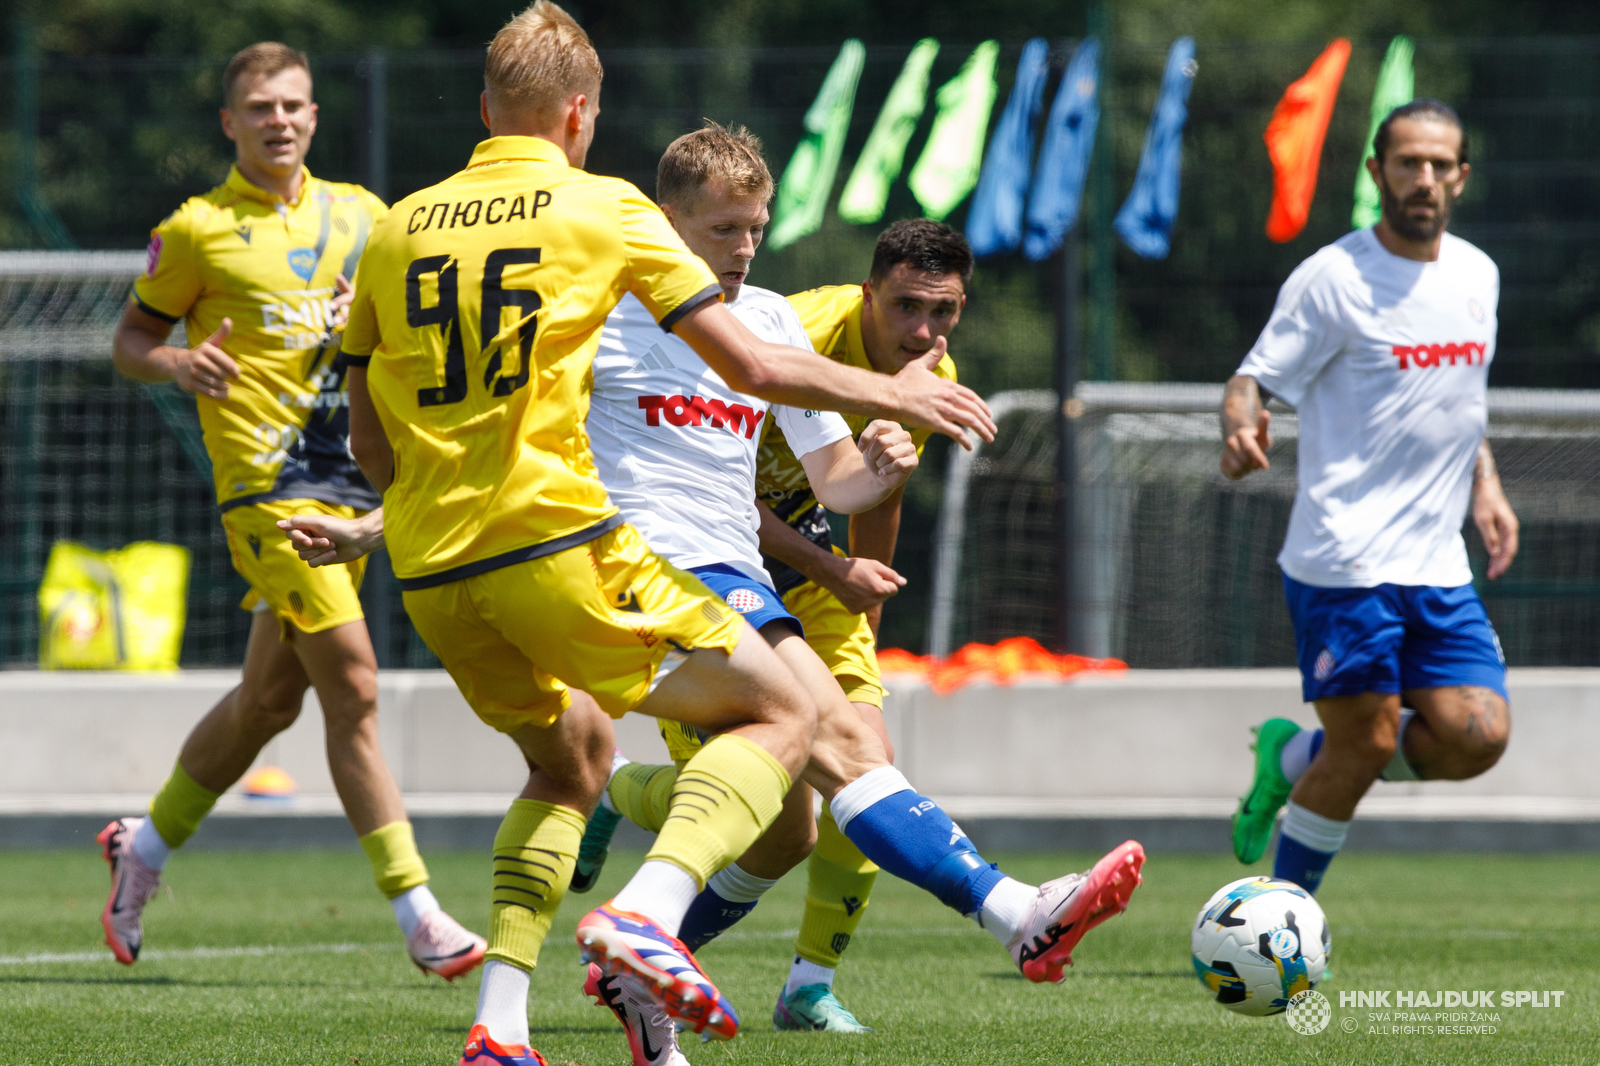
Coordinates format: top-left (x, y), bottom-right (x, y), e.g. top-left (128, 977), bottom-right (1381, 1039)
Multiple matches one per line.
top-left (132, 817), bottom-right (172, 872)
top-left (784, 955), bottom-right (836, 996)
top-left (1379, 711), bottom-right (1420, 781)
top-left (610, 859), bottom-right (700, 935)
top-left (475, 960), bottom-right (531, 1047)
top-left (1281, 800), bottom-right (1350, 854)
top-left (974, 876), bottom-right (1036, 947)
top-left (829, 765), bottom-right (913, 833)
top-left (390, 884), bottom-right (441, 938)
top-left (1278, 728), bottom-right (1319, 784)
top-left (599, 750), bottom-right (630, 814)
top-left (706, 862), bottom-right (779, 904)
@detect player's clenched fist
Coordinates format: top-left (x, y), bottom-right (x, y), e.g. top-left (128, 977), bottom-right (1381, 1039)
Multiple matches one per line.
top-left (172, 318), bottom-right (241, 400)
top-left (890, 338), bottom-right (996, 450)
top-left (858, 420), bottom-right (918, 485)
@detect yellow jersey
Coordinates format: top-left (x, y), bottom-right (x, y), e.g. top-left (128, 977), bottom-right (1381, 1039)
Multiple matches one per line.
top-left (341, 136), bottom-right (722, 588)
top-left (755, 284), bottom-right (958, 593)
top-left (133, 165), bottom-right (387, 512)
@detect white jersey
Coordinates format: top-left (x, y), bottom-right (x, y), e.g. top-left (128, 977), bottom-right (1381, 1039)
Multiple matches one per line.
top-left (588, 285), bottom-right (852, 581)
top-left (1236, 227), bottom-right (1499, 589)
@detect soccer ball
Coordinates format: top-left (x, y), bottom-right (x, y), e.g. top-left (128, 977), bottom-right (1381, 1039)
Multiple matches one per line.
top-left (1190, 876), bottom-right (1329, 1016)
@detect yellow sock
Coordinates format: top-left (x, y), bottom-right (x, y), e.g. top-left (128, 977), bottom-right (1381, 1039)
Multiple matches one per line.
top-left (794, 800), bottom-right (880, 968)
top-left (608, 762), bottom-right (679, 834)
top-left (645, 733), bottom-right (790, 888)
top-left (487, 799), bottom-right (586, 970)
top-left (358, 821), bottom-right (430, 899)
top-left (146, 761), bottom-right (221, 849)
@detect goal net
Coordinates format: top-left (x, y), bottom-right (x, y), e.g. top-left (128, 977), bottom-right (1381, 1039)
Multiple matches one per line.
top-left (929, 382), bottom-right (1600, 667)
top-left (0, 252), bottom-right (435, 668)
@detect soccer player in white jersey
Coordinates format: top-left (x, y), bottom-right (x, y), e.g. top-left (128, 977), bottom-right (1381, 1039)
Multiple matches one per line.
top-left (1222, 101), bottom-right (1517, 895)
top-left (573, 124), bottom-right (1139, 1062)
top-left (284, 121), bottom-right (1145, 1066)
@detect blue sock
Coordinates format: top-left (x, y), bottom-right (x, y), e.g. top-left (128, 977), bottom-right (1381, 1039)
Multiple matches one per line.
top-left (677, 888), bottom-right (758, 952)
top-left (833, 768), bottom-right (1006, 915)
top-left (1272, 835), bottom-right (1336, 894)
top-left (1273, 801), bottom-right (1349, 895)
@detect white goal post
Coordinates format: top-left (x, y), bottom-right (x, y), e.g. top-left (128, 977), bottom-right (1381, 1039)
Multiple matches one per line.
top-left (927, 382), bottom-right (1600, 662)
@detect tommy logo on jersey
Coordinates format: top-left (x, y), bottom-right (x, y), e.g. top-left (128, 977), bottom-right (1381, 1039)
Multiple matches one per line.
top-left (1391, 341), bottom-right (1487, 371)
top-left (637, 395), bottom-right (766, 439)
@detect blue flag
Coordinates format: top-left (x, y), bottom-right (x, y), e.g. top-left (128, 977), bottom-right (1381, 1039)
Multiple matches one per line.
top-left (1023, 38), bottom-right (1100, 262)
top-left (1114, 37), bottom-right (1197, 259)
top-left (966, 38), bottom-right (1050, 257)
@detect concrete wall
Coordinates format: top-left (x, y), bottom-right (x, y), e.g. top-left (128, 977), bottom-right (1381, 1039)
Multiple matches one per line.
top-left (2, 667), bottom-right (1596, 806)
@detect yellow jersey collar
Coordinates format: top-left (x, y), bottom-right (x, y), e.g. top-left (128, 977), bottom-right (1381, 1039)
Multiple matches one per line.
top-left (225, 164), bottom-right (315, 207)
top-left (468, 136), bottom-right (571, 170)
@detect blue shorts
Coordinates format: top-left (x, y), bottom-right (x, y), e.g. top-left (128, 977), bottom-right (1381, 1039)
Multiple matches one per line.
top-left (1282, 575), bottom-right (1507, 704)
top-left (689, 564), bottom-right (803, 639)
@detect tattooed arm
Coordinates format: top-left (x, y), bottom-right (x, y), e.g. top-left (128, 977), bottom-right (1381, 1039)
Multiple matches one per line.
top-left (1472, 439), bottom-right (1519, 579)
top-left (1219, 375), bottom-right (1273, 480)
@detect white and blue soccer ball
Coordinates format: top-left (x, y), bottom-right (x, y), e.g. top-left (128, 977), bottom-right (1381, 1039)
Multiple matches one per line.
top-left (1190, 876), bottom-right (1330, 1016)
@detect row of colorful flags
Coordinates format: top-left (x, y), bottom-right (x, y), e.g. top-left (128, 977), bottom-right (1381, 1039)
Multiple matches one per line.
top-left (769, 35), bottom-right (1419, 257)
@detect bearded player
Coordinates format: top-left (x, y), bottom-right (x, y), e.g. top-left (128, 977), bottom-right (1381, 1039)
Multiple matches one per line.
top-left (104, 42), bottom-right (484, 977)
top-left (577, 219), bottom-right (977, 1033)
top-left (1223, 100), bottom-right (1516, 895)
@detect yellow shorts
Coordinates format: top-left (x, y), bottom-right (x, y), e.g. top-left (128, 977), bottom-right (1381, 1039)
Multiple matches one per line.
top-left (403, 523), bottom-right (743, 734)
top-left (658, 558), bottom-right (883, 762)
top-left (221, 498), bottom-right (367, 636)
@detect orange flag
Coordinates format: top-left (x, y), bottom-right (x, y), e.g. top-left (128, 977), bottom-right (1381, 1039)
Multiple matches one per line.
top-left (1263, 39), bottom-right (1351, 243)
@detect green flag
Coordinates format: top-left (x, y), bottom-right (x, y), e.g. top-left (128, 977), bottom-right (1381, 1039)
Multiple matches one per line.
top-left (769, 39), bottom-right (866, 250)
top-left (1352, 35), bottom-right (1414, 229)
top-left (839, 39), bottom-right (941, 224)
top-left (908, 41), bottom-right (1000, 222)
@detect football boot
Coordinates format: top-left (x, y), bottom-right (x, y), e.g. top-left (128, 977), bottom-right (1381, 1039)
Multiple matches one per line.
top-left (1009, 839), bottom-right (1145, 983)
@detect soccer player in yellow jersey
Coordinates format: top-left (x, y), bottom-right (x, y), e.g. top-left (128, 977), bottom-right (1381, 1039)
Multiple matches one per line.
top-left (281, 6), bottom-right (995, 1063)
top-left (760, 220), bottom-right (970, 1028)
top-left (102, 43), bottom-right (485, 979)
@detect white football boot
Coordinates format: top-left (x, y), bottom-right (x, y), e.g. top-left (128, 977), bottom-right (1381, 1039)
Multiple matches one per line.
top-left (97, 817), bottom-right (163, 964)
top-left (585, 962), bottom-right (692, 1066)
top-left (1010, 839), bottom-right (1145, 983)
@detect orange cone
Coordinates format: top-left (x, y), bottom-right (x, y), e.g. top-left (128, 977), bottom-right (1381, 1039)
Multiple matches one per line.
top-left (1264, 39), bottom-right (1351, 243)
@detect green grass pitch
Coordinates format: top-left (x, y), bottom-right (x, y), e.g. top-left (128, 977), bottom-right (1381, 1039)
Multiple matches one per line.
top-left (2, 848), bottom-right (1595, 1065)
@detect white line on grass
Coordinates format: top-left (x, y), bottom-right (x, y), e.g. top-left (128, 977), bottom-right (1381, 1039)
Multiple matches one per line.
top-left (0, 941), bottom-right (400, 967)
top-left (1, 926), bottom-right (978, 965)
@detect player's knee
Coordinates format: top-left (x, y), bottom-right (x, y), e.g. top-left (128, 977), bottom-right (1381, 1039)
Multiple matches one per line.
top-left (313, 665), bottom-right (380, 732)
top-left (1446, 715), bottom-right (1510, 779)
top-left (234, 681), bottom-right (306, 736)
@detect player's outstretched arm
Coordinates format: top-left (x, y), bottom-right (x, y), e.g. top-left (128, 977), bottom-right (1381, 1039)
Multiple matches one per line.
top-left (805, 421), bottom-right (918, 515)
top-left (756, 502), bottom-right (905, 614)
top-left (672, 300), bottom-right (996, 449)
top-left (278, 508), bottom-right (384, 567)
top-left (1220, 374), bottom-right (1272, 480)
top-left (111, 302), bottom-right (240, 400)
top-left (1472, 440), bottom-right (1520, 579)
